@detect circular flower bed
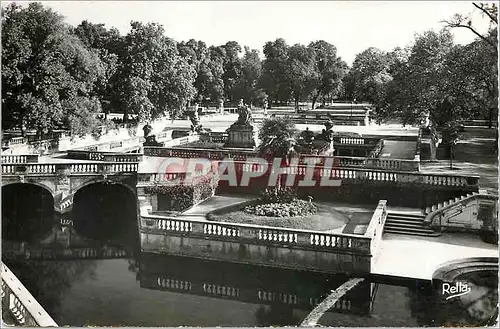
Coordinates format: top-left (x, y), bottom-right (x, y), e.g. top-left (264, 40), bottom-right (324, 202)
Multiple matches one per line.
top-left (244, 199), bottom-right (318, 217)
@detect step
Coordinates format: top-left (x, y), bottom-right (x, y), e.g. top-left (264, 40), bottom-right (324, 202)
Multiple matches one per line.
top-left (387, 214), bottom-right (425, 221)
top-left (385, 221), bottom-right (429, 228)
top-left (386, 217), bottom-right (426, 224)
top-left (387, 212), bottom-right (425, 219)
top-left (384, 228), bottom-right (440, 237)
top-left (384, 223), bottom-right (435, 232)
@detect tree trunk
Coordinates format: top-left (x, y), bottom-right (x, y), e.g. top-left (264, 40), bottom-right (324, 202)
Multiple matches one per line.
top-left (488, 107), bottom-right (494, 128)
top-left (429, 126), bottom-right (440, 161)
top-left (311, 95), bottom-right (318, 110)
top-left (449, 143), bottom-right (453, 169)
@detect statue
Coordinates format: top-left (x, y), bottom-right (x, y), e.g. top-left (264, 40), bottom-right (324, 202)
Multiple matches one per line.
top-left (237, 105), bottom-right (253, 125)
top-left (238, 98), bottom-right (244, 108)
top-left (142, 123), bottom-right (162, 146)
top-left (189, 109), bottom-right (202, 134)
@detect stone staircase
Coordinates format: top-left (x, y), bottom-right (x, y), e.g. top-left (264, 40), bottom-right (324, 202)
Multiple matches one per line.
top-left (384, 212), bottom-right (440, 236)
top-left (423, 192), bottom-right (479, 215)
top-left (385, 192), bottom-right (481, 237)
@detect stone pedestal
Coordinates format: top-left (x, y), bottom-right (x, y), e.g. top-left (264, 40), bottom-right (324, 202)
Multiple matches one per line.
top-left (224, 124), bottom-right (256, 148)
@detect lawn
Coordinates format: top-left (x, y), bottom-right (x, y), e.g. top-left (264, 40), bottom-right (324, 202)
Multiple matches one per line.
top-left (208, 201), bottom-right (374, 232)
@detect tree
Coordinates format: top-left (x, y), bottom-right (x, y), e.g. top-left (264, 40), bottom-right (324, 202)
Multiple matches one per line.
top-left (344, 47), bottom-right (393, 104)
top-left (1, 2), bottom-right (106, 137)
top-left (286, 44), bottom-right (318, 109)
top-left (308, 40), bottom-right (348, 108)
top-left (443, 2), bottom-right (498, 128)
top-left (178, 39), bottom-right (213, 104)
top-left (233, 46), bottom-right (264, 105)
top-left (73, 20), bottom-right (125, 115)
top-left (261, 38), bottom-right (291, 106)
top-left (442, 2), bottom-right (498, 54)
top-left (377, 30), bottom-right (457, 160)
top-left (119, 21), bottom-right (196, 122)
top-left (222, 41), bottom-right (242, 103)
top-left (258, 117), bottom-right (298, 160)
top-left (208, 45), bottom-right (226, 104)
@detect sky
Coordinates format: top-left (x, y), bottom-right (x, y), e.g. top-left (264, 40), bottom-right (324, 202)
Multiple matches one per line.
top-left (4, 1), bottom-right (495, 65)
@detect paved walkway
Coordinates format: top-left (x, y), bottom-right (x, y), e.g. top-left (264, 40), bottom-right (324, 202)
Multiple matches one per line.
top-left (372, 232), bottom-right (498, 280)
top-left (179, 194), bottom-right (256, 219)
top-left (379, 140), bottom-right (416, 159)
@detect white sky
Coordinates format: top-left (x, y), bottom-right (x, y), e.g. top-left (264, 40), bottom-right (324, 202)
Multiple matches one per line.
top-left (4, 1), bottom-right (495, 64)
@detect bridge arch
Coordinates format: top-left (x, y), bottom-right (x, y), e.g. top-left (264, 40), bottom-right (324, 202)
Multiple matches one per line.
top-left (71, 180), bottom-right (138, 244)
top-left (2, 183), bottom-right (55, 242)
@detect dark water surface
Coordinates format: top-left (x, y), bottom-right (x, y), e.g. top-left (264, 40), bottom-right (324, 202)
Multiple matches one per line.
top-left (2, 182), bottom-right (497, 327)
top-left (4, 253), bottom-right (497, 327)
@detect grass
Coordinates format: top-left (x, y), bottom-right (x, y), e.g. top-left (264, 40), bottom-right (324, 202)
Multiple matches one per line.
top-left (209, 201), bottom-right (359, 232)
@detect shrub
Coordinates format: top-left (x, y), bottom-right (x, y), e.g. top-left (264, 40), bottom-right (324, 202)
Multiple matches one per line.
top-left (145, 172), bottom-right (219, 211)
top-left (244, 199), bottom-right (317, 218)
top-left (260, 187), bottom-right (297, 204)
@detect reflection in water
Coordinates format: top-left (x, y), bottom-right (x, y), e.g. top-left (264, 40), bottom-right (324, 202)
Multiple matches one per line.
top-left (2, 183), bottom-right (497, 327)
top-left (2, 184), bottom-right (54, 242)
top-left (72, 182), bottom-right (137, 245)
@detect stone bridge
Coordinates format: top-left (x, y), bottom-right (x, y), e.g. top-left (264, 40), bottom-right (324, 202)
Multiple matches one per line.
top-left (1, 160), bottom-right (139, 224)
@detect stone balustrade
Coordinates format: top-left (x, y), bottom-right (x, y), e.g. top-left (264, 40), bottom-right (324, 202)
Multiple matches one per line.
top-left (2, 242), bottom-right (129, 260)
top-left (363, 200), bottom-right (388, 267)
top-left (144, 146), bottom-right (420, 171)
top-left (2, 162), bottom-right (139, 176)
top-left (136, 159), bottom-right (478, 188)
top-left (67, 150), bottom-right (143, 162)
top-left (1, 262), bottom-right (58, 327)
top-left (140, 207), bottom-right (371, 254)
top-left (1, 154), bottom-right (39, 164)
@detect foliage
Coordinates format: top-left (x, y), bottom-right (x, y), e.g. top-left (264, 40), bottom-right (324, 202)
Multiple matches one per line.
top-left (258, 117), bottom-right (298, 158)
top-left (1, 2), bottom-right (105, 137)
top-left (233, 46), bottom-right (264, 105)
top-left (308, 40), bottom-right (348, 108)
top-left (144, 173), bottom-right (218, 211)
top-left (244, 198), bottom-right (317, 217)
top-left (260, 38), bottom-right (291, 105)
top-left (119, 21), bottom-right (197, 122)
top-left (260, 187), bottom-right (297, 204)
top-left (343, 47), bottom-right (393, 104)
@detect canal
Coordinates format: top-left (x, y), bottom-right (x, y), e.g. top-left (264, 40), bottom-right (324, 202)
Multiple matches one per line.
top-left (2, 183), bottom-right (498, 327)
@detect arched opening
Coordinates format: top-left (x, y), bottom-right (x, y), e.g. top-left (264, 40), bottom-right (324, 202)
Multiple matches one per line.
top-left (2, 183), bottom-right (54, 243)
top-left (72, 182), bottom-right (138, 247)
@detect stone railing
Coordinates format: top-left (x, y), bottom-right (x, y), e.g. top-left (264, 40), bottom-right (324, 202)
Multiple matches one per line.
top-left (1, 154), bottom-right (40, 164)
top-left (333, 137), bottom-right (380, 145)
top-left (1, 262), bottom-right (58, 327)
top-left (2, 136), bottom-right (28, 148)
top-left (2, 242), bottom-right (129, 260)
top-left (67, 150), bottom-right (143, 162)
top-left (161, 134), bottom-right (200, 147)
top-left (363, 200), bottom-right (388, 268)
top-left (140, 206), bottom-right (371, 254)
top-left (2, 162), bottom-right (139, 176)
top-left (136, 158), bottom-right (477, 188)
top-left (227, 161), bottom-right (479, 188)
top-left (424, 193), bottom-right (498, 228)
top-left (200, 132), bottom-right (229, 144)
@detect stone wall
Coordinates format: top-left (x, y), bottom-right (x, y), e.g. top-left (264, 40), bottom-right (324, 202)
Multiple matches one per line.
top-left (138, 207), bottom-right (372, 276)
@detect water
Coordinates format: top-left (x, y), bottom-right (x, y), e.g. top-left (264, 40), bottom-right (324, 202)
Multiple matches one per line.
top-left (4, 253), bottom-right (497, 327)
top-left (2, 183), bottom-right (497, 327)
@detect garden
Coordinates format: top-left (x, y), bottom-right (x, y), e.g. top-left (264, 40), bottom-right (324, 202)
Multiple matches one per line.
top-left (207, 187), bottom-right (362, 232)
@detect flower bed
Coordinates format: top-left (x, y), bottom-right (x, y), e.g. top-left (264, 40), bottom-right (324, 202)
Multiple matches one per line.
top-left (243, 187), bottom-right (318, 217)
